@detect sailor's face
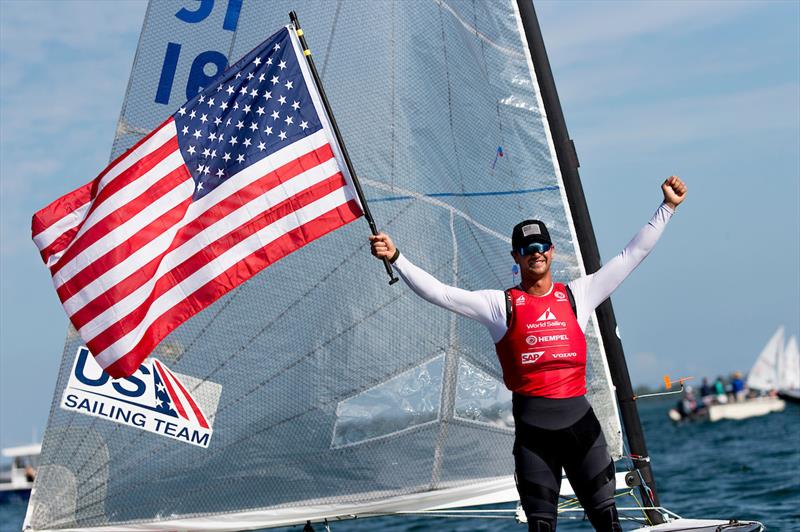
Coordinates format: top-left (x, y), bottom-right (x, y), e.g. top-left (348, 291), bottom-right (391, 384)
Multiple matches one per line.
top-left (512, 246), bottom-right (553, 277)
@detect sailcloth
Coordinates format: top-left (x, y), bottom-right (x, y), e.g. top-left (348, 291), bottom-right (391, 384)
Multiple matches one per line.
top-left (747, 326), bottom-right (784, 391)
top-left (27, 2), bottom-right (623, 530)
top-left (31, 26), bottom-right (362, 378)
top-left (778, 335), bottom-right (800, 390)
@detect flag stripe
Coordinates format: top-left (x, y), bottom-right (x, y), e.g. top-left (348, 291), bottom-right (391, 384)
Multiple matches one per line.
top-left (50, 149), bottom-right (186, 279)
top-left (40, 224), bottom-right (81, 268)
top-left (82, 171), bottom-right (348, 347)
top-left (102, 197), bottom-right (361, 377)
top-left (81, 135), bottom-right (181, 225)
top-left (93, 120), bottom-right (177, 200)
top-left (34, 201), bottom-right (90, 256)
top-left (59, 197), bottom-right (193, 313)
top-left (62, 148), bottom-right (338, 321)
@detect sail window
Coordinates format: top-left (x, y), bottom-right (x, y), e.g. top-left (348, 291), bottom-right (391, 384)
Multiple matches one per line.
top-left (454, 359), bottom-right (513, 430)
top-left (331, 355), bottom-right (444, 448)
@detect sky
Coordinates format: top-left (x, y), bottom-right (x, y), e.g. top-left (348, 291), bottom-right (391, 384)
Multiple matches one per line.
top-left (1, 0), bottom-right (798, 448)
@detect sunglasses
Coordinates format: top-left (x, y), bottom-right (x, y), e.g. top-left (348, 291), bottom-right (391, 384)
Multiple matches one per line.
top-left (517, 242), bottom-right (552, 256)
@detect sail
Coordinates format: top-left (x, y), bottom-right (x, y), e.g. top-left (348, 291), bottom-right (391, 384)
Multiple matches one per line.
top-left (27, 1), bottom-right (624, 530)
top-left (778, 335), bottom-right (800, 390)
top-left (746, 326), bottom-right (784, 391)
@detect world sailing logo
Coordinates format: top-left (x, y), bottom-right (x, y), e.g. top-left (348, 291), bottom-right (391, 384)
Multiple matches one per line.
top-left (61, 347), bottom-right (217, 448)
top-left (536, 308), bottom-right (557, 321)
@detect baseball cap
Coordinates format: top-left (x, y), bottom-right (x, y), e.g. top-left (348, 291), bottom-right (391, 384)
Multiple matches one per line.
top-left (511, 220), bottom-right (551, 250)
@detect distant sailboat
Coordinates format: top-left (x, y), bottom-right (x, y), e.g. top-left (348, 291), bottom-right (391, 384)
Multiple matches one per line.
top-left (0, 443), bottom-right (40, 504)
top-left (707, 327), bottom-right (788, 421)
top-left (746, 326), bottom-right (785, 392)
top-left (670, 327), bottom-right (789, 423)
top-left (777, 335), bottom-right (800, 404)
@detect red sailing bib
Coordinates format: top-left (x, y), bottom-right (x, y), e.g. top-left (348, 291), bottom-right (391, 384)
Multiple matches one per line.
top-left (494, 283), bottom-right (587, 398)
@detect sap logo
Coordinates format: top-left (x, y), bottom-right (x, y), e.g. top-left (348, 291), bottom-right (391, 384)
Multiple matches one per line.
top-left (525, 335), bottom-right (538, 345)
top-left (515, 295), bottom-right (526, 306)
top-left (554, 291), bottom-right (567, 301)
top-left (61, 347), bottom-right (218, 448)
top-left (552, 352), bottom-right (577, 359)
top-left (521, 352), bottom-right (544, 364)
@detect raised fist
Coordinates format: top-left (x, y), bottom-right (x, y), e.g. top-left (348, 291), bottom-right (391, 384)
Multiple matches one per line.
top-left (662, 175), bottom-right (687, 209)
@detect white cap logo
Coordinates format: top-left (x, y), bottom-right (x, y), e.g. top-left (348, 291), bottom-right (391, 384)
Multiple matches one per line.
top-left (521, 224), bottom-right (542, 237)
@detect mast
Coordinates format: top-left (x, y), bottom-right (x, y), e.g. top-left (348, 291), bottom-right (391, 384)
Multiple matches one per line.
top-left (514, 1), bottom-right (665, 524)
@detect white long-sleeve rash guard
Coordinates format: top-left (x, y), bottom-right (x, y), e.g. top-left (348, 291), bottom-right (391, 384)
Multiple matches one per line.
top-left (392, 202), bottom-right (674, 343)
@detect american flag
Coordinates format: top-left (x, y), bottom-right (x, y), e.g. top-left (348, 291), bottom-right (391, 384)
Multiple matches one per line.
top-left (32, 26), bottom-right (363, 378)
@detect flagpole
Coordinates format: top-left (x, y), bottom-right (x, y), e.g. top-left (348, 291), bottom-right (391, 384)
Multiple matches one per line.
top-left (289, 11), bottom-right (398, 285)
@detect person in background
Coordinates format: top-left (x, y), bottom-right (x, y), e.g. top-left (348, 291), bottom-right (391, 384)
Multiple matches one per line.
top-left (713, 376), bottom-right (728, 404)
top-left (678, 386), bottom-right (698, 419)
top-left (699, 377), bottom-right (713, 406)
top-left (731, 372), bottom-right (746, 402)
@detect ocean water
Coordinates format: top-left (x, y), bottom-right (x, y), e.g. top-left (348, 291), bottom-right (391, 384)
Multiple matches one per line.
top-left (2, 399), bottom-right (797, 531)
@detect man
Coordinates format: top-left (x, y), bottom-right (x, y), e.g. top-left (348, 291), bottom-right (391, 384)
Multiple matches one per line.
top-left (370, 176), bottom-right (687, 531)
top-left (700, 377), bottom-right (714, 406)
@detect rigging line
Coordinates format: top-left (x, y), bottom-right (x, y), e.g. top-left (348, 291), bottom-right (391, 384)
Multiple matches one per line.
top-left (628, 489), bottom-right (653, 526)
top-left (319, 0), bottom-right (342, 80)
top-left (463, 218), bottom-right (506, 289)
top-left (224, 8), bottom-right (239, 73)
top-left (60, 200), bottom-right (421, 496)
top-left (469, 0), bottom-right (491, 81)
top-left (390, 0), bottom-right (396, 194)
top-left (435, 0), bottom-right (524, 59)
top-left (364, 178), bottom-right (580, 271)
top-left (74, 293), bottom-right (406, 518)
top-left (430, 211), bottom-right (460, 488)
top-left (436, 1), bottom-right (467, 197)
top-left (108, 0), bottom-right (155, 164)
top-left (362, 177), bottom-right (510, 244)
top-left (369, 186), bottom-right (560, 202)
top-left (182, 285), bottom-right (243, 355)
top-left (467, 0), bottom-right (513, 185)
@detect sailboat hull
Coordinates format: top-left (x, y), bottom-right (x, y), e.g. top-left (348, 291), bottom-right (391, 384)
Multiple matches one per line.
top-left (669, 396), bottom-right (785, 422)
top-left (707, 397), bottom-right (785, 422)
top-left (633, 519), bottom-right (764, 532)
top-left (777, 389), bottom-right (800, 404)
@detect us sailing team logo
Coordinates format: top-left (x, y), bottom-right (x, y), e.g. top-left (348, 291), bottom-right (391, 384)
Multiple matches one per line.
top-left (61, 347), bottom-right (217, 448)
